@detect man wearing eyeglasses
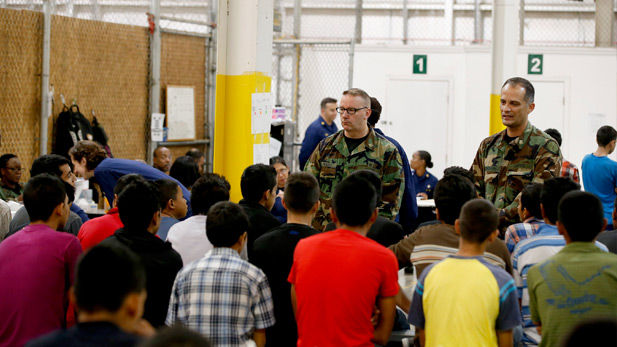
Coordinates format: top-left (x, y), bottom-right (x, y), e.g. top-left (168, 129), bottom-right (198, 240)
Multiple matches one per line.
top-left (0, 154), bottom-right (23, 202)
top-left (305, 88), bottom-right (404, 232)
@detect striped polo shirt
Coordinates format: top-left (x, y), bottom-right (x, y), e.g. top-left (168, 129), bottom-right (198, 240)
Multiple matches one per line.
top-left (511, 224), bottom-right (608, 346)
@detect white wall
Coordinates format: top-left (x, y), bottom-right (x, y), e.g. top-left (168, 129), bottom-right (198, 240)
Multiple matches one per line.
top-left (353, 44), bottom-right (617, 180)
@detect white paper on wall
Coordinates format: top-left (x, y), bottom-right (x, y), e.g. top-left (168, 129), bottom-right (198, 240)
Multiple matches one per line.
top-left (251, 92), bottom-right (273, 134)
top-left (253, 143), bottom-right (269, 165)
top-left (151, 113), bottom-right (165, 141)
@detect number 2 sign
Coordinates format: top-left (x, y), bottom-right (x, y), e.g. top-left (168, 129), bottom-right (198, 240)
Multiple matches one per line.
top-left (528, 54), bottom-right (543, 75)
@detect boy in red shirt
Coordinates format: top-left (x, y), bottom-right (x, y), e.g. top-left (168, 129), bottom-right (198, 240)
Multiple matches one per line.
top-left (288, 173), bottom-right (399, 346)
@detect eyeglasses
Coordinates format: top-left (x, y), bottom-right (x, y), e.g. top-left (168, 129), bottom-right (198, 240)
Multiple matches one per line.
top-left (336, 107), bottom-right (368, 115)
top-left (276, 168), bottom-right (289, 175)
top-left (5, 167), bottom-right (21, 172)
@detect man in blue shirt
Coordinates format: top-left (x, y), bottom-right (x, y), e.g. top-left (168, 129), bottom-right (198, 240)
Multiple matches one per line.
top-left (368, 97), bottom-right (417, 233)
top-left (298, 97), bottom-right (338, 170)
top-left (582, 125), bottom-right (617, 230)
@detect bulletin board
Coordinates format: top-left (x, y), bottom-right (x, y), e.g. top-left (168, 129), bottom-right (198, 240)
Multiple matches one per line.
top-left (166, 85), bottom-right (196, 141)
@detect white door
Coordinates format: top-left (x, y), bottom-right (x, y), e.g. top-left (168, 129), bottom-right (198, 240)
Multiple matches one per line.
top-left (382, 78), bottom-right (450, 180)
top-left (528, 80), bottom-right (565, 136)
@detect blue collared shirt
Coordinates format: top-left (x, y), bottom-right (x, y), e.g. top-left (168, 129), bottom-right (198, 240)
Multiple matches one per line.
top-left (299, 116), bottom-right (338, 170)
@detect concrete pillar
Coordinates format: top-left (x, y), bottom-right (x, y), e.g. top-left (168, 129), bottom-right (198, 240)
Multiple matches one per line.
top-left (214, 0), bottom-right (273, 203)
top-left (595, 0), bottom-right (614, 48)
top-left (489, 0), bottom-right (519, 135)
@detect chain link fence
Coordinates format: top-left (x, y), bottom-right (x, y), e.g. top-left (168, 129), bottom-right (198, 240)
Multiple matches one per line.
top-left (272, 40), bottom-right (353, 171)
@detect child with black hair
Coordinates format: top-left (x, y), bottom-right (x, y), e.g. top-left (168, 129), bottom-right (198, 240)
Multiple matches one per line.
top-left (503, 183), bottom-right (545, 253)
top-left (154, 179), bottom-right (187, 241)
top-left (409, 199), bottom-right (521, 347)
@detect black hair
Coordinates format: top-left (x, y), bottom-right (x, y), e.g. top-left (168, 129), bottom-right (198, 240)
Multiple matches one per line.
top-left (113, 174), bottom-right (146, 196)
top-left (417, 150), bottom-right (433, 169)
top-left (0, 154), bottom-right (17, 170)
top-left (434, 174), bottom-right (477, 225)
top-left (74, 243), bottom-right (146, 313)
top-left (349, 169), bottom-right (382, 197)
top-left (544, 128), bottom-right (562, 147)
top-left (269, 156), bottom-right (287, 167)
top-left (332, 174), bottom-right (377, 226)
top-left (30, 154), bottom-right (71, 178)
top-left (138, 325), bottom-right (211, 347)
top-left (185, 148), bottom-right (204, 160)
top-left (240, 164), bottom-right (277, 203)
top-left (117, 180), bottom-right (160, 230)
top-left (562, 318), bottom-right (617, 347)
top-left (596, 125), bottom-right (617, 147)
top-left (64, 181), bottom-right (76, 204)
top-left (459, 199), bottom-right (499, 244)
top-left (368, 97), bottom-right (382, 126)
top-left (320, 97), bottom-right (337, 110)
top-left (191, 173), bottom-right (230, 215)
top-left (443, 166), bottom-right (474, 185)
top-left (541, 177), bottom-right (580, 224)
top-left (155, 179), bottom-right (180, 210)
top-left (23, 174), bottom-right (67, 222)
top-left (283, 173), bottom-right (320, 214)
top-left (169, 156), bottom-right (200, 189)
top-left (559, 191), bottom-right (604, 242)
top-left (521, 183), bottom-right (543, 219)
top-left (502, 77), bottom-right (535, 104)
top-left (206, 201), bottom-right (249, 247)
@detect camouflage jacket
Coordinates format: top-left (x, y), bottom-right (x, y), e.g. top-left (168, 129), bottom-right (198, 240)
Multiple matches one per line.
top-left (305, 128), bottom-right (405, 231)
top-left (471, 122), bottom-right (562, 225)
top-left (0, 182), bottom-right (23, 202)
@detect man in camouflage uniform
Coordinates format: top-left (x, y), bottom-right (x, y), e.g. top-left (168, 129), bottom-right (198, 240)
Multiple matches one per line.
top-left (305, 88), bottom-right (404, 231)
top-left (472, 77), bottom-right (562, 228)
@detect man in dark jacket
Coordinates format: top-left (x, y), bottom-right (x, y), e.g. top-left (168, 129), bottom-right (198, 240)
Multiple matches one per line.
top-left (100, 180), bottom-right (183, 327)
top-left (239, 164), bottom-right (281, 260)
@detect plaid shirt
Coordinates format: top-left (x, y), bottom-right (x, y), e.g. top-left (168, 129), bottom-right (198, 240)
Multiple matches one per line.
top-left (166, 247), bottom-right (275, 347)
top-left (561, 160), bottom-right (579, 183)
top-left (503, 217), bottom-right (545, 253)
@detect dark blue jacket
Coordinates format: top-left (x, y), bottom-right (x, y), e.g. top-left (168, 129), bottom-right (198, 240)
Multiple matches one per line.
top-left (374, 128), bottom-right (418, 233)
top-left (299, 116), bottom-right (338, 170)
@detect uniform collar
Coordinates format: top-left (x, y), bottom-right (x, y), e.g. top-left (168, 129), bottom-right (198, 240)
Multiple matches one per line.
top-left (332, 126), bottom-right (376, 156)
top-left (496, 121), bottom-right (535, 150)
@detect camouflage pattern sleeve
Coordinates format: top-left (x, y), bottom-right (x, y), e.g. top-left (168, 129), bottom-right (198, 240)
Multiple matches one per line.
top-left (471, 140), bottom-right (487, 199)
top-left (501, 138), bottom-right (562, 224)
top-left (304, 140), bottom-right (322, 177)
top-left (379, 147), bottom-right (405, 220)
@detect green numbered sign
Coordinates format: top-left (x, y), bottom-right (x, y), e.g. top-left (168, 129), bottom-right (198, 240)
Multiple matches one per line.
top-left (528, 54), bottom-right (543, 75)
top-left (413, 55), bottom-right (427, 74)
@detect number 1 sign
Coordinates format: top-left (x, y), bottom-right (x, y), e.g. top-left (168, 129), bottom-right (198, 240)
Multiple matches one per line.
top-left (528, 54), bottom-right (543, 75)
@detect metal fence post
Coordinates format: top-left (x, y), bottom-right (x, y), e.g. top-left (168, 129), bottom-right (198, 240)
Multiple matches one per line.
top-left (519, 0), bottom-right (525, 45)
top-left (474, 0), bottom-right (483, 43)
top-left (148, 0), bottom-right (161, 165)
top-left (354, 0), bottom-right (362, 44)
top-left (39, 0), bottom-right (51, 156)
top-left (206, 0), bottom-right (218, 173)
top-left (402, 0), bottom-right (409, 45)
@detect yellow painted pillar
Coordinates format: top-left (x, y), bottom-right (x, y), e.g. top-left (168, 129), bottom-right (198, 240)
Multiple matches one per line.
top-left (489, 0), bottom-right (519, 135)
top-left (214, 0), bottom-right (273, 203)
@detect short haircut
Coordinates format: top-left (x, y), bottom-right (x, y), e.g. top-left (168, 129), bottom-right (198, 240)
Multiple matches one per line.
top-left (559, 191), bottom-right (604, 242)
top-left (153, 146), bottom-right (169, 158)
top-left (240, 164), bottom-right (277, 203)
top-left (332, 174), bottom-right (377, 227)
top-left (117, 180), bottom-right (160, 230)
top-left (417, 150), bottom-right (433, 168)
top-left (368, 97), bottom-right (382, 126)
top-left (69, 141), bottom-right (108, 171)
top-left (544, 128), bottom-right (562, 147)
top-left (74, 243), bottom-right (146, 313)
top-left (521, 183), bottom-right (543, 219)
top-left (349, 169), bottom-right (382, 197)
top-left (0, 154), bottom-right (17, 170)
top-left (434, 174), bottom-right (477, 225)
top-left (23, 174), bottom-right (66, 222)
top-left (113, 174), bottom-right (146, 196)
top-left (185, 148), bottom-right (204, 160)
top-left (320, 97), bottom-right (337, 110)
top-left (155, 179), bottom-right (180, 210)
top-left (458, 199), bottom-right (499, 244)
top-left (541, 177), bottom-right (580, 224)
top-left (191, 173), bottom-right (230, 215)
top-left (342, 88), bottom-right (371, 108)
top-left (443, 166), bottom-right (474, 185)
top-left (562, 318), bottom-right (617, 347)
top-left (269, 156), bottom-right (287, 167)
top-left (138, 325), bottom-right (212, 347)
top-left (206, 201), bottom-right (249, 247)
top-left (596, 125), bottom-right (617, 147)
top-left (30, 154), bottom-right (71, 178)
top-left (502, 77), bottom-right (535, 104)
top-left (283, 173), bottom-right (320, 214)
top-left (169, 156), bottom-right (200, 189)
